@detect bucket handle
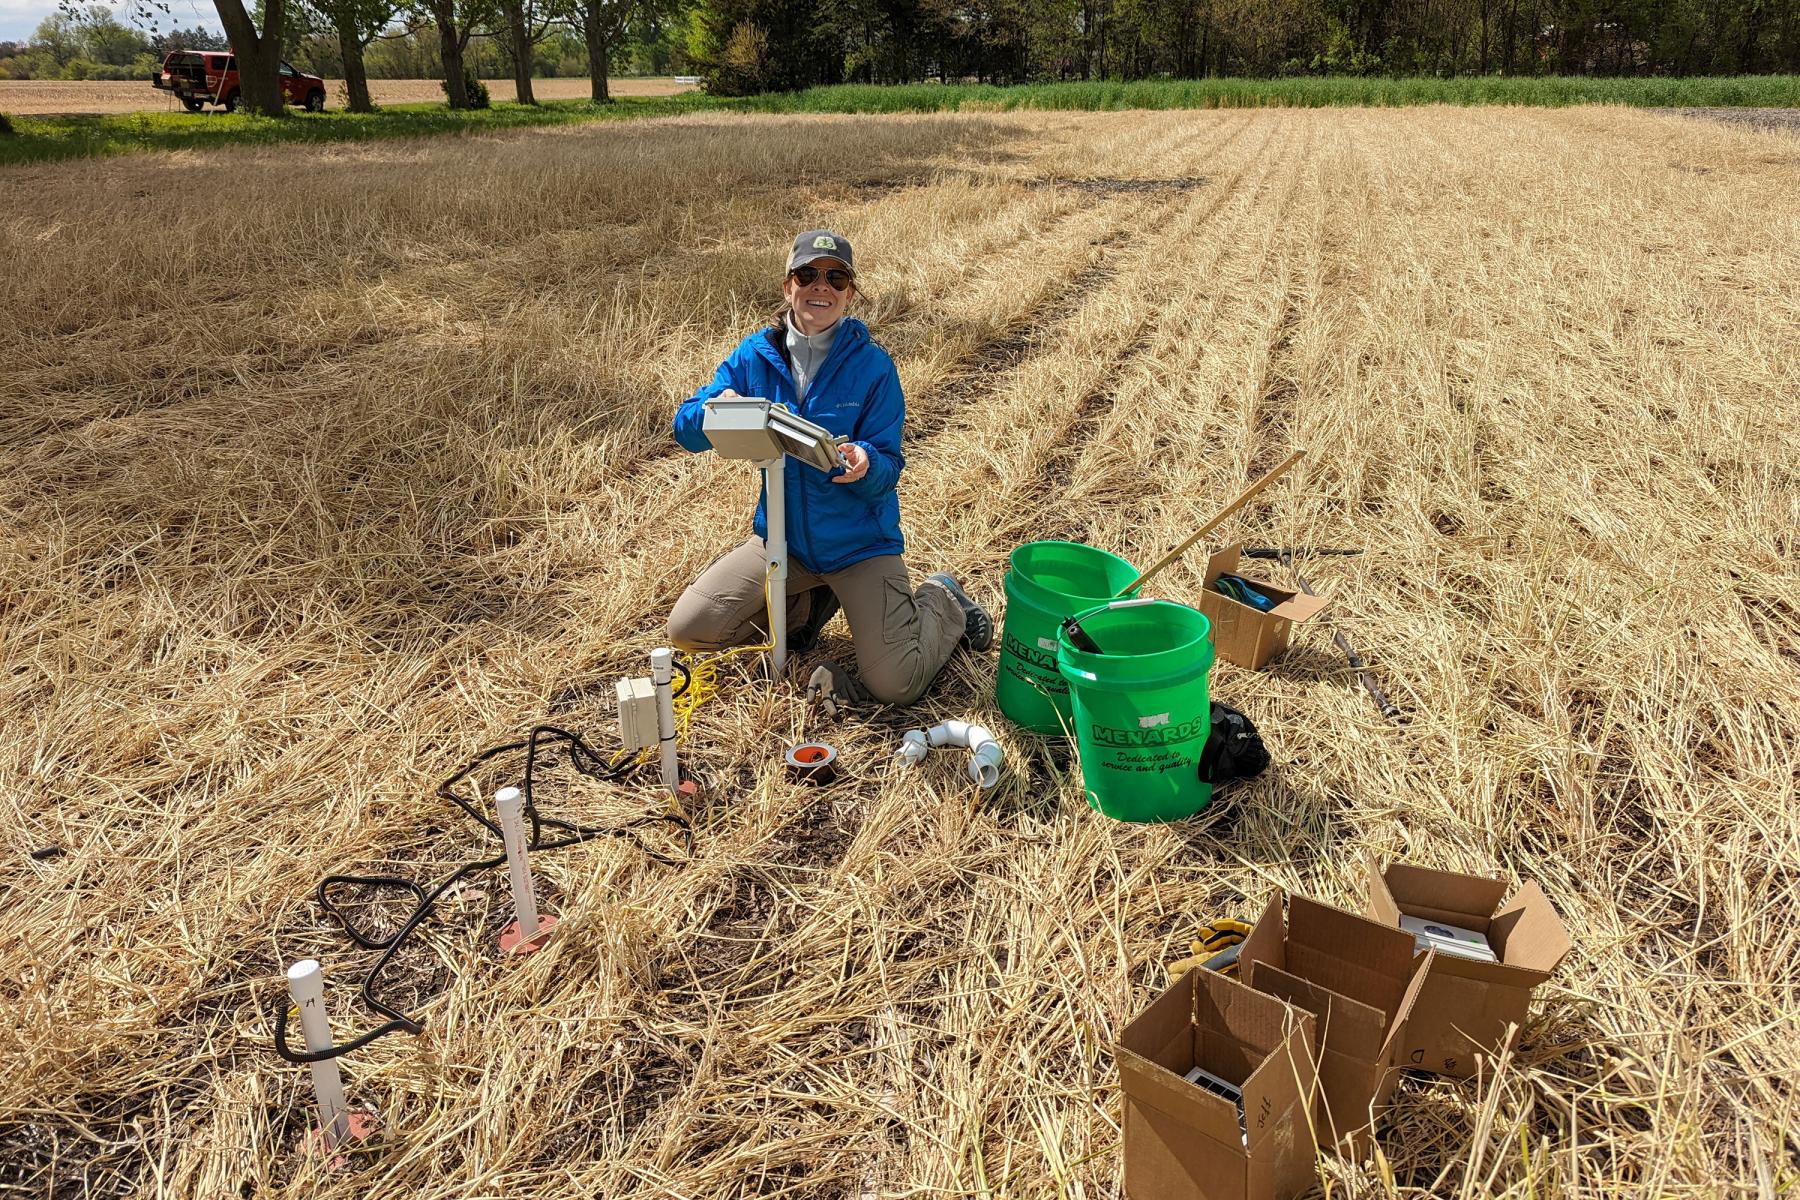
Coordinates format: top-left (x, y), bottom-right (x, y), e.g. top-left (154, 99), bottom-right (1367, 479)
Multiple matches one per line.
top-left (1064, 598), bottom-right (1158, 658)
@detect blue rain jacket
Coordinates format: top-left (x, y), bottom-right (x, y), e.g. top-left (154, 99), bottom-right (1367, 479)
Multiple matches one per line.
top-left (673, 318), bottom-right (905, 576)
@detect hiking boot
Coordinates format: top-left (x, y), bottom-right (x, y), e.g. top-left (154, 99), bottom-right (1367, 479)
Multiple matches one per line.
top-left (790, 586), bottom-right (841, 654)
top-left (925, 573), bottom-right (994, 652)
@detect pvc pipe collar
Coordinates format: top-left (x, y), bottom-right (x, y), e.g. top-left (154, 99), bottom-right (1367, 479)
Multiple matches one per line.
top-left (785, 742), bottom-right (839, 785)
top-left (895, 720), bottom-right (1004, 790)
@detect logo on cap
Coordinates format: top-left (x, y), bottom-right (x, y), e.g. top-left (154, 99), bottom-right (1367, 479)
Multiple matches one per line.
top-left (812, 235), bottom-right (837, 250)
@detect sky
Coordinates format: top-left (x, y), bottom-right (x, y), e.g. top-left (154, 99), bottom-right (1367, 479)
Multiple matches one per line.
top-left (1, 0), bottom-right (222, 44)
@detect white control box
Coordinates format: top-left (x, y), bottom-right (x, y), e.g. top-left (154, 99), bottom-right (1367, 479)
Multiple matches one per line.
top-left (701, 397), bottom-right (784, 461)
top-left (616, 676), bottom-right (658, 750)
top-left (1400, 915), bottom-right (1499, 963)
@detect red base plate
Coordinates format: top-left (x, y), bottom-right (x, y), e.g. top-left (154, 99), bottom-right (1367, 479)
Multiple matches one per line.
top-left (500, 912), bottom-right (559, 956)
top-left (303, 1111), bottom-right (377, 1170)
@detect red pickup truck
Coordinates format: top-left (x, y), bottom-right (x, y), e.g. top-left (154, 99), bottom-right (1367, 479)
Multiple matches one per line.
top-left (152, 50), bottom-right (327, 113)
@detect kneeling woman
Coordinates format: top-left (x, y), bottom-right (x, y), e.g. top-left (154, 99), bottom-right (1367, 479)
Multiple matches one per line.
top-left (668, 229), bottom-right (989, 705)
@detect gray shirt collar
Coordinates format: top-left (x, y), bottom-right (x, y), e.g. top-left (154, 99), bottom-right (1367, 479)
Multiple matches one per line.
top-left (785, 314), bottom-right (840, 402)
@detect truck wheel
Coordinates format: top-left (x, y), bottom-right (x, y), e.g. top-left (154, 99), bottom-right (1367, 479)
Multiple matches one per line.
top-left (305, 90), bottom-right (325, 113)
top-left (181, 97), bottom-right (203, 113)
top-left (223, 91), bottom-right (240, 113)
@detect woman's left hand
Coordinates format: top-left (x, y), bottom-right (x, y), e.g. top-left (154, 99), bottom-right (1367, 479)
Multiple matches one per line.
top-left (833, 443), bottom-right (870, 484)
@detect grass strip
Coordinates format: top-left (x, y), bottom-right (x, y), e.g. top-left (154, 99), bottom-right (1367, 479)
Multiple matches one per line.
top-left (0, 95), bottom-right (747, 167)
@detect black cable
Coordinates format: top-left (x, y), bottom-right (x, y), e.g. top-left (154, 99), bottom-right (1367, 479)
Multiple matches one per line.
top-left (1239, 546), bottom-right (1363, 560)
top-left (272, 710), bottom-right (695, 1065)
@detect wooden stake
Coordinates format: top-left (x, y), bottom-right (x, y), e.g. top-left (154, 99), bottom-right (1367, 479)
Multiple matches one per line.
top-left (1116, 450), bottom-right (1306, 597)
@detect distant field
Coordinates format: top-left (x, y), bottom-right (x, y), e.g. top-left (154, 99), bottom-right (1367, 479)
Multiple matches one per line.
top-left (0, 76), bottom-right (693, 115)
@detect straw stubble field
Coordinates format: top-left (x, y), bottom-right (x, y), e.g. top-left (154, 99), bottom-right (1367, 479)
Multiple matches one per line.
top-left (1, 107), bottom-right (1797, 1197)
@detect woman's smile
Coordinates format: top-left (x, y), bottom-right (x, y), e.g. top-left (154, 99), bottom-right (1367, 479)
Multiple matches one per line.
top-left (784, 257), bottom-right (854, 333)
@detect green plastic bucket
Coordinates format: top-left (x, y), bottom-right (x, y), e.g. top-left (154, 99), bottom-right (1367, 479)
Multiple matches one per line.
top-left (1057, 599), bottom-right (1216, 822)
top-left (996, 541), bottom-right (1141, 734)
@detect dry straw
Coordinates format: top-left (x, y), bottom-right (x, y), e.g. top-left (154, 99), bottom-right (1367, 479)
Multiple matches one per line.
top-left (2, 107), bottom-right (1797, 1197)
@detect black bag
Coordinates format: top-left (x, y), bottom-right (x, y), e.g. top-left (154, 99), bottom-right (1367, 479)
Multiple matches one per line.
top-left (1198, 702), bottom-right (1269, 787)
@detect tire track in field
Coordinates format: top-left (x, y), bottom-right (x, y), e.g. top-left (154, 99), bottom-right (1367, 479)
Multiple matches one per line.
top-left (895, 115), bottom-right (1256, 455)
top-left (895, 116), bottom-right (1271, 494)
top-left (1243, 115), bottom-right (1322, 492)
top-left (982, 114), bottom-right (1311, 551)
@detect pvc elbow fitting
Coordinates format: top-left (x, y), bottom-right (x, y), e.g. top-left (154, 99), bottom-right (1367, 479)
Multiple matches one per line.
top-left (897, 721), bottom-right (1004, 790)
top-left (966, 736), bottom-right (1003, 790)
top-left (896, 729), bottom-right (930, 767)
top-left (926, 720), bottom-right (975, 749)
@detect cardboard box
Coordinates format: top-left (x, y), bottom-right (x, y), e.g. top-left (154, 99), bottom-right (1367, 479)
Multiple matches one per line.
top-left (1117, 966), bottom-right (1321, 1200)
top-left (1193, 544), bottom-right (1331, 670)
top-left (1237, 892), bottom-right (1432, 1156)
top-left (1366, 857), bottom-right (1572, 1079)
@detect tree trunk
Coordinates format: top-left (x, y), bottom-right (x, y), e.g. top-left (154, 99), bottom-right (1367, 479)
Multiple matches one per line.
top-left (583, 2), bottom-right (612, 102)
top-left (213, 0), bottom-right (285, 116)
top-left (503, 0), bottom-right (535, 103)
top-left (337, 20), bottom-right (373, 112)
top-left (432, 0), bottom-right (469, 108)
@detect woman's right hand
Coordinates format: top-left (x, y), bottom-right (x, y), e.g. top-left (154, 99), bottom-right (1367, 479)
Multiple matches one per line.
top-left (717, 389), bottom-right (740, 400)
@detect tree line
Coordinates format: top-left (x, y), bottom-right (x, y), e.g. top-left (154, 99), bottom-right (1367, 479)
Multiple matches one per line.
top-left (5, 0), bottom-right (1796, 120)
top-left (3, 0), bottom-right (677, 111)
top-left (700, 0), bottom-right (1800, 91)
top-left (0, 7), bottom-right (686, 88)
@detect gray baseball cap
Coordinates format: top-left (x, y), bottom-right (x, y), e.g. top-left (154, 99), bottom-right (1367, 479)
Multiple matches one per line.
top-left (788, 229), bottom-right (854, 274)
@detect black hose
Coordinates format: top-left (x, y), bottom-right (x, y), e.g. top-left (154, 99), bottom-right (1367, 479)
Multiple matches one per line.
top-left (1239, 546), bottom-right (1363, 560)
top-left (271, 720), bottom-right (693, 1064)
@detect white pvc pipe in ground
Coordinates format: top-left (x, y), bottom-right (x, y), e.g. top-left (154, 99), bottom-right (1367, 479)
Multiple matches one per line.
top-left (765, 457), bottom-right (788, 676)
top-left (650, 647), bottom-right (678, 795)
top-left (896, 720), bottom-right (1004, 789)
top-left (494, 786), bottom-right (539, 939)
top-left (286, 959), bottom-right (350, 1147)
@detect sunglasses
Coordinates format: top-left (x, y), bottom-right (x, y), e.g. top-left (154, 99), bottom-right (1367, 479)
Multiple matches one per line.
top-left (790, 265), bottom-right (855, 291)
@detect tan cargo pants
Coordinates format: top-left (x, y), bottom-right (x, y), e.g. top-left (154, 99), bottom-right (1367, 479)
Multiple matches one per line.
top-left (667, 536), bottom-right (966, 705)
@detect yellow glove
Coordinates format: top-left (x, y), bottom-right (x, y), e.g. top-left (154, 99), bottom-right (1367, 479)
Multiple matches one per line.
top-left (1168, 917), bottom-right (1252, 979)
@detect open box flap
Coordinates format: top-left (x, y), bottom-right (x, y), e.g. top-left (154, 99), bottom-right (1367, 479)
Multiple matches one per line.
top-left (1202, 544), bottom-right (1244, 585)
top-left (1238, 892), bottom-right (1289, 974)
top-left (1117, 972), bottom-right (1246, 1145)
top-left (1245, 959), bottom-right (1386, 1062)
top-left (1118, 1046), bottom-right (1248, 1146)
top-left (1241, 1009), bottom-right (1318, 1152)
top-left (1371, 857), bottom-right (1510, 927)
top-left (1284, 894), bottom-right (1420, 1017)
top-left (1376, 949), bottom-right (1435, 1068)
top-left (1266, 591), bottom-right (1330, 622)
top-left (1202, 543), bottom-right (1329, 622)
top-left (1489, 881), bottom-right (1573, 974)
